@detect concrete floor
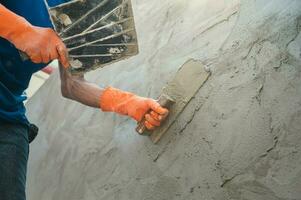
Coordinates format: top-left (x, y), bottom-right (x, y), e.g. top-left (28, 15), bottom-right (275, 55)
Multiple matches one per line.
top-left (26, 0), bottom-right (301, 199)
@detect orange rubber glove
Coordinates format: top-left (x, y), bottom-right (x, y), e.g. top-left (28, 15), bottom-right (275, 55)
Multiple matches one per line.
top-left (100, 87), bottom-right (169, 130)
top-left (0, 4), bottom-right (69, 68)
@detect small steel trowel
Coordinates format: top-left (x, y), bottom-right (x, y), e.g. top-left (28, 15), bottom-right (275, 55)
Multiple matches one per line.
top-left (136, 59), bottom-right (211, 144)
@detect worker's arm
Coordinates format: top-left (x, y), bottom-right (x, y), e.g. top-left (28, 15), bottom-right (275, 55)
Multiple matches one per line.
top-left (59, 64), bottom-right (168, 130)
top-left (0, 4), bottom-right (69, 67)
top-left (0, 4), bottom-right (167, 129)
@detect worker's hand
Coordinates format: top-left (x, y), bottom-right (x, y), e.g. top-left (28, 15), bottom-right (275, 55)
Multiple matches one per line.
top-left (100, 87), bottom-right (169, 130)
top-left (13, 26), bottom-right (69, 68)
top-left (122, 96), bottom-right (169, 130)
top-left (0, 4), bottom-right (69, 68)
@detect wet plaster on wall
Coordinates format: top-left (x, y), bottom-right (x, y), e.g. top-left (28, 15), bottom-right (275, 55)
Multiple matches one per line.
top-left (26, 0), bottom-right (301, 199)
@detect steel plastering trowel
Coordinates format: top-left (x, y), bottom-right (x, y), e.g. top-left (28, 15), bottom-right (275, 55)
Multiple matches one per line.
top-left (136, 59), bottom-right (211, 144)
top-left (45, 0), bottom-right (139, 74)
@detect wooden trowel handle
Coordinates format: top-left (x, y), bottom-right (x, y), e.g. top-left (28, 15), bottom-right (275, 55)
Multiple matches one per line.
top-left (136, 94), bottom-right (175, 135)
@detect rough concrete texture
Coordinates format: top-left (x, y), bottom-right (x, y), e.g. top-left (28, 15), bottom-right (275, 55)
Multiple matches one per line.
top-left (26, 0), bottom-right (301, 199)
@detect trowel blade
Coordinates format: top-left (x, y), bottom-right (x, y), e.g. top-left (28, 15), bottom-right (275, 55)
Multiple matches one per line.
top-left (150, 59), bottom-right (211, 143)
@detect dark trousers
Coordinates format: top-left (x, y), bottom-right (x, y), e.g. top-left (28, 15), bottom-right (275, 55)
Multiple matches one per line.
top-left (0, 123), bottom-right (29, 200)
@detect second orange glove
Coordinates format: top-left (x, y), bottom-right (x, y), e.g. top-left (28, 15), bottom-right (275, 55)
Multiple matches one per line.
top-left (100, 87), bottom-right (168, 130)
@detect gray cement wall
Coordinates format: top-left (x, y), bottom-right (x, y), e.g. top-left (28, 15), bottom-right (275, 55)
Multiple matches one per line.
top-left (26, 0), bottom-right (301, 199)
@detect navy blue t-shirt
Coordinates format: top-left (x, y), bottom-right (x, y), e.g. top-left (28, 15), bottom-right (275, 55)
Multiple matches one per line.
top-left (0, 0), bottom-right (67, 124)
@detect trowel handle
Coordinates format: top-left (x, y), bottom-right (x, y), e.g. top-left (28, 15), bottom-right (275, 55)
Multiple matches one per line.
top-left (136, 94), bottom-right (175, 135)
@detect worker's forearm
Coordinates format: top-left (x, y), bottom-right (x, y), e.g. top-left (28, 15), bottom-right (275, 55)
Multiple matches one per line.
top-left (59, 64), bottom-right (103, 108)
top-left (62, 77), bottom-right (103, 108)
top-left (63, 79), bottom-right (104, 109)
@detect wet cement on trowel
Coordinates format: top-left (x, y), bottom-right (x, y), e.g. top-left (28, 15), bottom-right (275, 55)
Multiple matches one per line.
top-left (26, 0), bottom-right (301, 199)
top-left (150, 59), bottom-right (210, 143)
